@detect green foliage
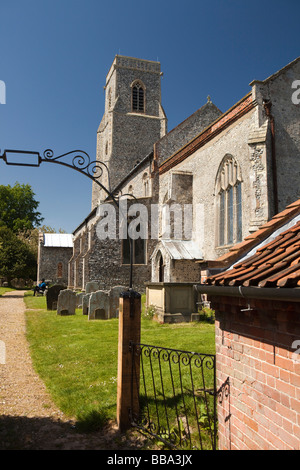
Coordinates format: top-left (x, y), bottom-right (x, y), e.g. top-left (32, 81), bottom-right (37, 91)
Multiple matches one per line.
top-left (0, 182), bottom-right (43, 233)
top-left (39, 224), bottom-right (66, 234)
top-left (18, 225), bottom-right (66, 259)
top-left (0, 226), bottom-right (37, 280)
top-left (197, 306), bottom-right (215, 323)
top-left (144, 303), bottom-right (157, 319)
top-left (0, 183), bottom-right (46, 280)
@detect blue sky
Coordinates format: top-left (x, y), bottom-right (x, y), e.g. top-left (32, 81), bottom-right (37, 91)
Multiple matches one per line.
top-left (0, 0), bottom-right (299, 233)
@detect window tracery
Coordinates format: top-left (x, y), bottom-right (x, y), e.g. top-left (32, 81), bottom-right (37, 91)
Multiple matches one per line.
top-left (216, 155), bottom-right (242, 246)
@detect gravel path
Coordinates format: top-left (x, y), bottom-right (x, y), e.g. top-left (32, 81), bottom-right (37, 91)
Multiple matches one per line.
top-left (0, 291), bottom-right (145, 450)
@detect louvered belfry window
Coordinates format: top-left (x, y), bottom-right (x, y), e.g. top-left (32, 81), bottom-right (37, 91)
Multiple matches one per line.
top-left (132, 82), bottom-right (145, 112)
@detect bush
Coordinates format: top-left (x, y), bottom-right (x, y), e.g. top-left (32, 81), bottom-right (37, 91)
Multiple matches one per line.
top-left (144, 304), bottom-right (157, 320)
top-left (197, 306), bottom-right (215, 323)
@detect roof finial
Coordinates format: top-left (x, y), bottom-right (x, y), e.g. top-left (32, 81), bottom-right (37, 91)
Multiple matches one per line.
top-left (207, 95), bottom-right (212, 103)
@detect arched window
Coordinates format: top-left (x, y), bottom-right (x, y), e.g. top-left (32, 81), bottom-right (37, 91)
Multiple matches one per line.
top-left (159, 254), bottom-right (164, 282)
top-left (131, 80), bottom-right (145, 113)
top-left (143, 172), bottom-right (149, 197)
top-left (216, 155), bottom-right (242, 246)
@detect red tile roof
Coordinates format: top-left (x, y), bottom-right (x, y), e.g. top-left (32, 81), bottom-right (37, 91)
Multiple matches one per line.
top-left (208, 199), bottom-right (300, 269)
top-left (205, 200), bottom-right (300, 288)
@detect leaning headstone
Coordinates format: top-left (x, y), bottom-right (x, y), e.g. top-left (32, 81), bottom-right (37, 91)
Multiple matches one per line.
top-left (46, 285), bottom-right (66, 311)
top-left (88, 290), bottom-right (110, 320)
top-left (57, 289), bottom-right (77, 316)
top-left (85, 281), bottom-right (99, 294)
top-left (109, 286), bottom-right (126, 318)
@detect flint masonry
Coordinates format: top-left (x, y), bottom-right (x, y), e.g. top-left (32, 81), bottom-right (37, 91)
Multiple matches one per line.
top-left (65, 55), bottom-right (300, 294)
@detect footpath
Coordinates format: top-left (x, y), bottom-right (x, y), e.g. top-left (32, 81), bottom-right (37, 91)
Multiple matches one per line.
top-left (0, 291), bottom-right (142, 450)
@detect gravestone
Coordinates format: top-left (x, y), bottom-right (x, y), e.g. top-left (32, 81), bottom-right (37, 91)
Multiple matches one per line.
top-left (57, 289), bottom-right (77, 316)
top-left (85, 281), bottom-right (99, 294)
top-left (76, 292), bottom-right (84, 308)
top-left (46, 285), bottom-right (66, 311)
top-left (82, 294), bottom-right (91, 315)
top-left (11, 278), bottom-right (26, 289)
top-left (88, 290), bottom-right (110, 320)
top-left (109, 286), bottom-right (126, 318)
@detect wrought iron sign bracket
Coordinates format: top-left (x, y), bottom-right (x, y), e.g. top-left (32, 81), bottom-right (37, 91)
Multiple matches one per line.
top-left (0, 148), bottom-right (135, 289)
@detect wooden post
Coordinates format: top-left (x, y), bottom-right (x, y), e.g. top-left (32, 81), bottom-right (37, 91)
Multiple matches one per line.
top-left (116, 290), bottom-right (141, 432)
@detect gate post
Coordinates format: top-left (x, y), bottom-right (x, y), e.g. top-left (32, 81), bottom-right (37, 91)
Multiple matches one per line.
top-left (116, 289), bottom-right (141, 432)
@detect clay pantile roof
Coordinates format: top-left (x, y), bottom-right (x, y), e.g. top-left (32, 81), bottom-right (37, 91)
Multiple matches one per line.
top-left (206, 200), bottom-right (300, 288)
top-left (209, 199), bottom-right (300, 269)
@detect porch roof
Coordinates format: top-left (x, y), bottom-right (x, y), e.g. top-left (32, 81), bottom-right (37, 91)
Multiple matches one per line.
top-left (159, 239), bottom-right (203, 260)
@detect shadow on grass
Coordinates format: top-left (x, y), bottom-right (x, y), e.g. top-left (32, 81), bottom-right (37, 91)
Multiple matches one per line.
top-left (0, 414), bottom-right (145, 450)
top-left (75, 409), bottom-right (109, 433)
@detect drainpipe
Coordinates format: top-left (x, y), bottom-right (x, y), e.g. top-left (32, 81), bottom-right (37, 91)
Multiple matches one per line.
top-left (263, 99), bottom-right (279, 215)
top-left (196, 284), bottom-right (300, 303)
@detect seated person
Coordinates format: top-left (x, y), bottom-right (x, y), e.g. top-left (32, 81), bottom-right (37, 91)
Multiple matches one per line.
top-left (33, 279), bottom-right (47, 296)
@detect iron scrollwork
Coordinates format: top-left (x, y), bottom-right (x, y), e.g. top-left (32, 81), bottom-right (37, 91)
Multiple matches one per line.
top-left (0, 147), bottom-right (137, 288)
top-left (130, 342), bottom-right (217, 450)
top-left (42, 149), bottom-right (112, 195)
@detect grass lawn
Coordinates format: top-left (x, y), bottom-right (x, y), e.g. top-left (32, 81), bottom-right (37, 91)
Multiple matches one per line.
top-left (24, 291), bottom-right (215, 433)
top-left (0, 287), bottom-right (15, 296)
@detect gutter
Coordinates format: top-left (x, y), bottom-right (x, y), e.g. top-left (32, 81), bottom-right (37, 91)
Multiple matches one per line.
top-left (196, 285), bottom-right (300, 303)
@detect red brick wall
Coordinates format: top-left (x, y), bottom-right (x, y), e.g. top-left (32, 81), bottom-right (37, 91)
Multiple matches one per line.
top-left (210, 295), bottom-right (300, 450)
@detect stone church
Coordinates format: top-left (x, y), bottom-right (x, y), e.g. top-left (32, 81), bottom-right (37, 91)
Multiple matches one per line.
top-left (67, 54), bottom-right (300, 299)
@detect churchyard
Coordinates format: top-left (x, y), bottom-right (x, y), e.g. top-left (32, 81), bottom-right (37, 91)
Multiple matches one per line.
top-left (23, 290), bottom-right (215, 436)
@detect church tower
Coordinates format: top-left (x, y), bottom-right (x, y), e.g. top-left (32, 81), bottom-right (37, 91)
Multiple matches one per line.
top-left (91, 55), bottom-right (167, 209)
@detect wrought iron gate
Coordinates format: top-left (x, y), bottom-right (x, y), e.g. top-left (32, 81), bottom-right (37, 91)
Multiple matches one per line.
top-left (129, 342), bottom-right (217, 450)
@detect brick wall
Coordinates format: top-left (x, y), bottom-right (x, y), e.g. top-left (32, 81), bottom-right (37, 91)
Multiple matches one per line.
top-left (210, 294), bottom-right (300, 450)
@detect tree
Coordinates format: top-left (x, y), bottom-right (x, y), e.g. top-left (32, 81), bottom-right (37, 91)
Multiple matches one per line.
top-left (0, 182), bottom-right (44, 233)
top-left (38, 224), bottom-right (67, 234)
top-left (18, 225), bottom-right (67, 258)
top-left (0, 226), bottom-right (37, 281)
